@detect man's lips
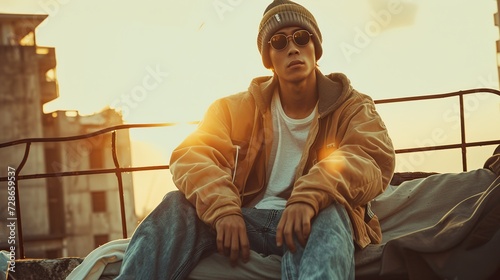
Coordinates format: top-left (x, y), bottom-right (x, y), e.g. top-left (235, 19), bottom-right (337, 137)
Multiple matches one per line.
top-left (288, 60), bottom-right (304, 68)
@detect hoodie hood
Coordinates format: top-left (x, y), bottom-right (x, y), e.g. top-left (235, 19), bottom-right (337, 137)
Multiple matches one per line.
top-left (247, 69), bottom-right (353, 117)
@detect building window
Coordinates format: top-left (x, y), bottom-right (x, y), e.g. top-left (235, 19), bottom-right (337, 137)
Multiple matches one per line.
top-left (90, 146), bottom-right (104, 169)
top-left (91, 191), bottom-right (107, 213)
top-left (94, 234), bottom-right (109, 248)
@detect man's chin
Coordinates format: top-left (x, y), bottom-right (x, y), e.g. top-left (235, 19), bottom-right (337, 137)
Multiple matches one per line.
top-left (281, 70), bottom-right (314, 84)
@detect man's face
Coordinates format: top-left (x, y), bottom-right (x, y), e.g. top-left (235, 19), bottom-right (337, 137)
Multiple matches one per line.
top-left (269, 26), bottom-right (316, 83)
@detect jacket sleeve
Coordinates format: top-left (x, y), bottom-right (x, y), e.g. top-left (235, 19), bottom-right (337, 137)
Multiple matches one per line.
top-left (287, 95), bottom-right (395, 215)
top-left (169, 99), bottom-right (242, 228)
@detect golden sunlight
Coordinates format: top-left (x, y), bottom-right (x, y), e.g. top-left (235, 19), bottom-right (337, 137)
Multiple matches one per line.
top-left (1, 0), bottom-right (498, 215)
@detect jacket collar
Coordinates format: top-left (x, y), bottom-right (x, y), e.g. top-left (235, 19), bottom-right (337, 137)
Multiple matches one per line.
top-left (249, 75), bottom-right (276, 115)
top-left (249, 69), bottom-right (351, 117)
top-left (317, 71), bottom-right (351, 117)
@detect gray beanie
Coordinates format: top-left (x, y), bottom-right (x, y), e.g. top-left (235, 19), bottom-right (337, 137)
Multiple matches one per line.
top-left (257, 0), bottom-right (323, 69)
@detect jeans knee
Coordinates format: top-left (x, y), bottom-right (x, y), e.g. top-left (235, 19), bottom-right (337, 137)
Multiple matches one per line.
top-left (162, 190), bottom-right (188, 205)
top-left (150, 191), bottom-right (192, 217)
top-left (163, 190), bottom-right (182, 200)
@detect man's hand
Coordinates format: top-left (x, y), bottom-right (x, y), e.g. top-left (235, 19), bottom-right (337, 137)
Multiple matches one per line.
top-left (276, 203), bottom-right (315, 253)
top-left (215, 215), bottom-right (250, 266)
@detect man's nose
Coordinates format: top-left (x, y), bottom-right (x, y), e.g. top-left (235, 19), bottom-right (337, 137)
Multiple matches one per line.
top-left (287, 44), bottom-right (300, 56)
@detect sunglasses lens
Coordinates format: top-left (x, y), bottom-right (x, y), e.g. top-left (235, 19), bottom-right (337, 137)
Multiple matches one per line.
top-left (270, 35), bottom-right (287, 50)
top-left (269, 30), bottom-right (311, 50)
top-left (294, 30), bottom-right (310, 46)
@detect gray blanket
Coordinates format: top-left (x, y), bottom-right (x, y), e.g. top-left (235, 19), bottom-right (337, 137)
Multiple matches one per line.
top-left (356, 168), bottom-right (500, 279)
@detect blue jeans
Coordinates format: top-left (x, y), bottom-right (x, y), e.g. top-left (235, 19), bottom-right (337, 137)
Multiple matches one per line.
top-left (116, 191), bottom-right (354, 280)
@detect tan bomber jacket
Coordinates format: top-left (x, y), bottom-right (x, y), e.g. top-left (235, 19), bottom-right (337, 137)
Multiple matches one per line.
top-left (170, 70), bottom-right (395, 248)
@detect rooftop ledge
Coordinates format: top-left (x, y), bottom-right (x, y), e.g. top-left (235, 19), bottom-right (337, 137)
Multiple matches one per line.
top-left (3, 257), bottom-right (83, 280)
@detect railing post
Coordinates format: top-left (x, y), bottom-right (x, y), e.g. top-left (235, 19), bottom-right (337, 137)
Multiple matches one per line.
top-left (459, 94), bottom-right (467, 172)
top-left (111, 131), bottom-right (128, 239)
top-left (14, 143), bottom-right (31, 259)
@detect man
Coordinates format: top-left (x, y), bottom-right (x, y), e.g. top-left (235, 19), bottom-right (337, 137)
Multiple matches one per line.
top-left (117, 0), bottom-right (395, 279)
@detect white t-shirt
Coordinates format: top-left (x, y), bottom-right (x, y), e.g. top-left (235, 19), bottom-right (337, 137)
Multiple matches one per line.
top-left (254, 90), bottom-right (316, 209)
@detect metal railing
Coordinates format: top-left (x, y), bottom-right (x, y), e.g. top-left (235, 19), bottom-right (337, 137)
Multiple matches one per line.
top-left (374, 88), bottom-right (500, 171)
top-left (1, 88), bottom-right (499, 259)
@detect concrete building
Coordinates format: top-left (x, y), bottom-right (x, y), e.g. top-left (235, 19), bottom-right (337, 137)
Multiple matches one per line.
top-left (42, 108), bottom-right (137, 258)
top-left (0, 13), bottom-right (136, 258)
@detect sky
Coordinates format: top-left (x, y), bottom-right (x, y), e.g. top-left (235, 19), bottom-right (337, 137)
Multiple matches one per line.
top-left (1, 0), bottom-right (499, 217)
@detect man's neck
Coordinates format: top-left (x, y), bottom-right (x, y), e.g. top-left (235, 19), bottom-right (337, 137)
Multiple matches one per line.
top-left (277, 71), bottom-right (318, 119)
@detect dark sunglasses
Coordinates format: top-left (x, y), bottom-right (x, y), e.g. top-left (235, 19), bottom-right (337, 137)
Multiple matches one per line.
top-left (268, 30), bottom-right (313, 51)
